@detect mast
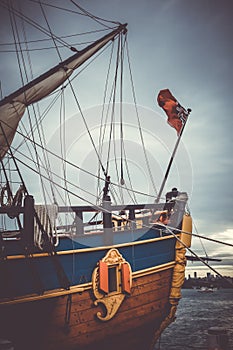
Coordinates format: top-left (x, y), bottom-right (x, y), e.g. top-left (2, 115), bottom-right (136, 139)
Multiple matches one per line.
top-left (0, 23), bottom-right (127, 162)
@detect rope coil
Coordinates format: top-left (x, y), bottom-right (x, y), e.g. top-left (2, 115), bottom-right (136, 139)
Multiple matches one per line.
top-left (34, 203), bottom-right (59, 249)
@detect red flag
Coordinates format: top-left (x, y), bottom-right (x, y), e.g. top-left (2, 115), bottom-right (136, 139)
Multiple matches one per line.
top-left (157, 89), bottom-right (188, 135)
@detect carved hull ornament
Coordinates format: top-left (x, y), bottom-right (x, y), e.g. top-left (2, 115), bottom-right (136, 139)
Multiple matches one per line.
top-left (92, 248), bottom-right (132, 321)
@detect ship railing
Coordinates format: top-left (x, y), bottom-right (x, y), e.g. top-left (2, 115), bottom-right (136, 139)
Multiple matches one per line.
top-left (56, 202), bottom-right (176, 235)
top-left (0, 194), bottom-right (187, 247)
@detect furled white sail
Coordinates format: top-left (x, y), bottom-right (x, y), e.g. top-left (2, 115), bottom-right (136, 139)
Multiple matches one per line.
top-left (0, 24), bottom-right (127, 161)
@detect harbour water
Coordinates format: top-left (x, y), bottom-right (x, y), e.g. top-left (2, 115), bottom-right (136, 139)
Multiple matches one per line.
top-left (154, 289), bottom-right (233, 350)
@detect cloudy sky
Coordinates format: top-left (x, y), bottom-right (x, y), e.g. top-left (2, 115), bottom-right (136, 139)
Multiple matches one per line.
top-left (0, 0), bottom-right (232, 277)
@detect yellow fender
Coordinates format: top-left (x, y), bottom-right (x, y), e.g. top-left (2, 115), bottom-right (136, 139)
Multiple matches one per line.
top-left (177, 213), bottom-right (192, 248)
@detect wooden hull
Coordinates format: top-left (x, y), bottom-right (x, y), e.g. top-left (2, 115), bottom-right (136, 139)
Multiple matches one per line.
top-left (0, 204), bottom-right (192, 349)
top-left (0, 266), bottom-right (176, 350)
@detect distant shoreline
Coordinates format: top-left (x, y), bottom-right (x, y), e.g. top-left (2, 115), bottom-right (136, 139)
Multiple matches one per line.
top-left (183, 275), bottom-right (233, 289)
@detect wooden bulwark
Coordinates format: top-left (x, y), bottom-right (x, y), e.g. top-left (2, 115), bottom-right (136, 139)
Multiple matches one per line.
top-left (0, 261), bottom-right (175, 305)
top-left (0, 266), bottom-right (173, 350)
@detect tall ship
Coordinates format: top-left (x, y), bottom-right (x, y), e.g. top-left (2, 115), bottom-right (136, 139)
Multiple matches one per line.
top-left (0, 2), bottom-right (193, 349)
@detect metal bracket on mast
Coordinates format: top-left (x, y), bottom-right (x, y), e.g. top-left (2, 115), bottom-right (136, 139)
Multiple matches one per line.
top-left (102, 176), bottom-right (113, 245)
top-left (103, 175), bottom-right (111, 201)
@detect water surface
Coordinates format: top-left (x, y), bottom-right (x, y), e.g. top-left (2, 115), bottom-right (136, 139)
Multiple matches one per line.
top-left (154, 289), bottom-right (233, 349)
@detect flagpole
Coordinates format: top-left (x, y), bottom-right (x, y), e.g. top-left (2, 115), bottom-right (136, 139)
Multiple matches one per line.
top-left (155, 108), bottom-right (191, 203)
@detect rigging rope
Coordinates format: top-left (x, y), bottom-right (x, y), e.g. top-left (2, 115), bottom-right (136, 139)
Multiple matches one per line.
top-left (11, 153), bottom-right (111, 208)
top-left (2, 2), bottom-right (69, 241)
top-left (1, 2), bottom-right (138, 206)
top-left (10, 146), bottom-right (99, 202)
top-left (106, 34), bottom-right (123, 203)
top-left (105, 35), bottom-right (120, 176)
top-left (38, 0), bottom-right (63, 61)
top-left (0, 41), bottom-right (107, 53)
top-left (7, 0), bottom-right (54, 209)
top-left (185, 204), bottom-right (210, 259)
top-left (2, 1), bottom-right (157, 214)
top-left (120, 32), bottom-right (124, 187)
top-left (0, 124), bottom-right (27, 200)
top-left (166, 225), bottom-right (233, 249)
top-left (29, 0), bottom-right (120, 28)
top-left (126, 41), bottom-right (158, 197)
top-left (68, 81), bottom-right (107, 179)
top-left (193, 218), bottom-right (209, 257)
top-left (2, 0), bottom-right (121, 209)
top-left (1, 119), bottom-right (156, 200)
top-left (1, 0), bottom-right (72, 50)
top-left (70, 0), bottom-right (120, 28)
top-left (58, 88), bottom-right (75, 226)
top-left (118, 34), bottom-right (138, 204)
top-left (97, 40), bottom-right (115, 204)
top-left (12, 97), bottom-right (68, 206)
top-left (0, 29), bottom-right (108, 45)
top-left (165, 226), bottom-right (233, 287)
top-left (121, 142), bottom-right (137, 203)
